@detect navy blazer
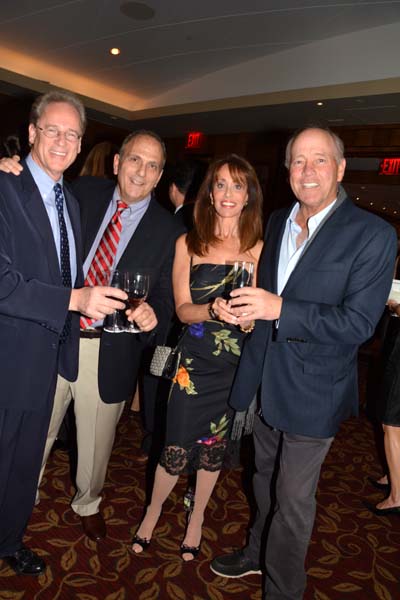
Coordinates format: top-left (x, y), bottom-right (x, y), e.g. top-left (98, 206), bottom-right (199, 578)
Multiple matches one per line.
top-left (230, 190), bottom-right (397, 438)
top-left (71, 176), bottom-right (183, 404)
top-left (0, 164), bottom-right (83, 411)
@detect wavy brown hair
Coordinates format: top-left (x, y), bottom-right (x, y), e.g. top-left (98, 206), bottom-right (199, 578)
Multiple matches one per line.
top-left (187, 154), bottom-right (263, 256)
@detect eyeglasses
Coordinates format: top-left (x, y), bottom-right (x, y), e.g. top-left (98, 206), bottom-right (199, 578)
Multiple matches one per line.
top-left (36, 125), bottom-right (81, 143)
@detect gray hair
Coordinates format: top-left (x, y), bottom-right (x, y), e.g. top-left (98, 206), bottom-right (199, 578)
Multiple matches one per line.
top-left (285, 126), bottom-right (345, 168)
top-left (119, 129), bottom-right (166, 168)
top-left (29, 90), bottom-right (86, 134)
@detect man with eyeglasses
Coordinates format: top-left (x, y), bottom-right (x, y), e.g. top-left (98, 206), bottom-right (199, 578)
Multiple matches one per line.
top-left (0, 128), bottom-right (183, 544)
top-left (0, 90), bottom-right (127, 575)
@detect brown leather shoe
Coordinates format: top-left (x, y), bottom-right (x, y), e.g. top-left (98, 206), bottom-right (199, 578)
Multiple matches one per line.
top-left (80, 513), bottom-right (106, 541)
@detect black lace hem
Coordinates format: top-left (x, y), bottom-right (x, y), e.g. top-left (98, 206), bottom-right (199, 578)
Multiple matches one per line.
top-left (159, 440), bottom-right (228, 475)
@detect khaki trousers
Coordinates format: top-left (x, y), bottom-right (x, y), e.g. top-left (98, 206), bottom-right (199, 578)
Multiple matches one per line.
top-left (38, 338), bottom-right (125, 516)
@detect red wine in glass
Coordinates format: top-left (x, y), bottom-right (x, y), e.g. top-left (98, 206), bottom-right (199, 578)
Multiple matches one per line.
top-left (128, 292), bottom-right (146, 310)
top-left (124, 272), bottom-right (150, 333)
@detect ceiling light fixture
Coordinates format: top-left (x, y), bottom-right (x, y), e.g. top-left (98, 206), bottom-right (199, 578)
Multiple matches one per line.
top-left (317, 101), bottom-right (323, 106)
top-left (110, 47), bottom-right (121, 56)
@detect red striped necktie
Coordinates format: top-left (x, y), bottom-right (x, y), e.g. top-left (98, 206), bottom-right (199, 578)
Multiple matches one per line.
top-left (80, 199), bottom-right (128, 330)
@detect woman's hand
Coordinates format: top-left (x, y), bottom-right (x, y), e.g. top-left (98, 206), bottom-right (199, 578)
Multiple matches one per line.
top-left (209, 297), bottom-right (238, 325)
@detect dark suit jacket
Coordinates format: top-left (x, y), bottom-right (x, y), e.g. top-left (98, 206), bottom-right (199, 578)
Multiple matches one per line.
top-left (71, 176), bottom-right (183, 404)
top-left (230, 189), bottom-right (397, 438)
top-left (0, 163), bottom-right (83, 411)
top-left (174, 202), bottom-right (194, 231)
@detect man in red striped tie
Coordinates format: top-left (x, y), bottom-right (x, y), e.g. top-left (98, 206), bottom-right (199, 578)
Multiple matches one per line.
top-left (52, 131), bottom-right (181, 541)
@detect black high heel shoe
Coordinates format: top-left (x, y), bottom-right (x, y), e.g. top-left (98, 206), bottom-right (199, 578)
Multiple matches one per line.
top-left (367, 476), bottom-right (390, 493)
top-left (180, 543), bottom-right (200, 561)
top-left (180, 511), bottom-right (202, 561)
top-left (363, 500), bottom-right (400, 516)
top-left (132, 534), bottom-right (151, 553)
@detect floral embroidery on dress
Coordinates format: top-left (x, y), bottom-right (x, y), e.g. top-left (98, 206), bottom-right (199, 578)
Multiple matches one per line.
top-left (212, 329), bottom-right (241, 357)
top-left (188, 322), bottom-right (205, 338)
top-left (173, 359), bottom-right (197, 395)
top-left (197, 414), bottom-right (229, 445)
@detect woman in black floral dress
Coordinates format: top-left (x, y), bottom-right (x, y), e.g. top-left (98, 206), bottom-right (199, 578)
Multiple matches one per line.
top-left (133, 154), bottom-right (264, 560)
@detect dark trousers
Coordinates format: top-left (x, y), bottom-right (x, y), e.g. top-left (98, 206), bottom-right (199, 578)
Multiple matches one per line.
top-left (0, 383), bottom-right (54, 556)
top-left (141, 372), bottom-right (169, 457)
top-left (246, 415), bottom-right (333, 600)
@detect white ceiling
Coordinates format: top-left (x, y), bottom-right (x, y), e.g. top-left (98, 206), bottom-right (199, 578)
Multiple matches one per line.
top-left (1, 0), bottom-right (400, 134)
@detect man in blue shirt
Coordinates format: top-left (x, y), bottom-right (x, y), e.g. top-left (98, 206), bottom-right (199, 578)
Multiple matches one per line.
top-left (211, 127), bottom-right (397, 599)
top-left (0, 90), bottom-right (127, 575)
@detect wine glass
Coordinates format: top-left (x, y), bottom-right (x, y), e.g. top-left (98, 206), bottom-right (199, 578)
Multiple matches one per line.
top-left (231, 261), bottom-right (254, 289)
top-left (103, 270), bottom-right (126, 333)
top-left (124, 271), bottom-right (150, 333)
top-left (225, 261), bottom-right (254, 296)
top-left (225, 261), bottom-right (254, 310)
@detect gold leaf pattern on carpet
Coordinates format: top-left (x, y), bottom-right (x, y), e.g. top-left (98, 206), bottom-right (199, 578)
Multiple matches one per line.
top-left (1, 370), bottom-right (400, 599)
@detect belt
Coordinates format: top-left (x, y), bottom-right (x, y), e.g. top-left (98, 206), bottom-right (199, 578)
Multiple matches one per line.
top-left (80, 328), bottom-right (102, 339)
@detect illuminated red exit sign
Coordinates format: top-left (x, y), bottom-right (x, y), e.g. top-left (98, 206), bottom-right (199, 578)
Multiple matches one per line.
top-left (185, 131), bottom-right (204, 149)
top-left (379, 158), bottom-right (400, 175)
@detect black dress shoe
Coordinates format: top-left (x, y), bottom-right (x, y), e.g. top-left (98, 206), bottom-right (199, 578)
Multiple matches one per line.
top-left (364, 500), bottom-right (400, 515)
top-left (80, 513), bottom-right (106, 541)
top-left (367, 476), bottom-right (390, 492)
top-left (210, 548), bottom-right (261, 578)
top-left (4, 546), bottom-right (46, 575)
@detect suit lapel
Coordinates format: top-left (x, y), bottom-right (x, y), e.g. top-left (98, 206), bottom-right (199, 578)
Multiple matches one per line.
top-left (116, 199), bottom-right (157, 269)
top-left (20, 166), bottom-right (62, 284)
top-left (82, 194), bottom-right (110, 259)
top-left (260, 207), bottom-right (289, 294)
top-left (282, 195), bottom-right (351, 295)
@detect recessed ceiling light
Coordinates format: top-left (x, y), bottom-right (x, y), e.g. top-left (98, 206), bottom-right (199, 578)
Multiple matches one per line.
top-left (370, 202), bottom-right (374, 206)
top-left (317, 101), bottom-right (323, 106)
top-left (356, 197), bottom-right (360, 200)
top-left (120, 2), bottom-right (155, 20)
top-left (110, 47), bottom-right (121, 56)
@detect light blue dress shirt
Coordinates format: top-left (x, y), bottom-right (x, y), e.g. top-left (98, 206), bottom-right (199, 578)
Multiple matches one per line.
top-left (82, 187), bottom-right (151, 278)
top-left (26, 153), bottom-right (77, 285)
top-left (277, 199), bottom-right (337, 295)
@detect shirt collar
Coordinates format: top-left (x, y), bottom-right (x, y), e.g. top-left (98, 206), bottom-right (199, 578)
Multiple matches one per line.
top-left (288, 198), bottom-right (337, 237)
top-left (111, 186), bottom-right (151, 214)
top-left (26, 153), bottom-right (63, 200)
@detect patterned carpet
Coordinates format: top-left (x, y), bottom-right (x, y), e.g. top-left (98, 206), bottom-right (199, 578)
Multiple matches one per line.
top-left (1, 374), bottom-right (400, 599)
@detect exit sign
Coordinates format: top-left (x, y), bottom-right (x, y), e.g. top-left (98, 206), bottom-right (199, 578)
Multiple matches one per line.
top-left (379, 158), bottom-right (400, 175)
top-left (185, 131), bottom-right (204, 149)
